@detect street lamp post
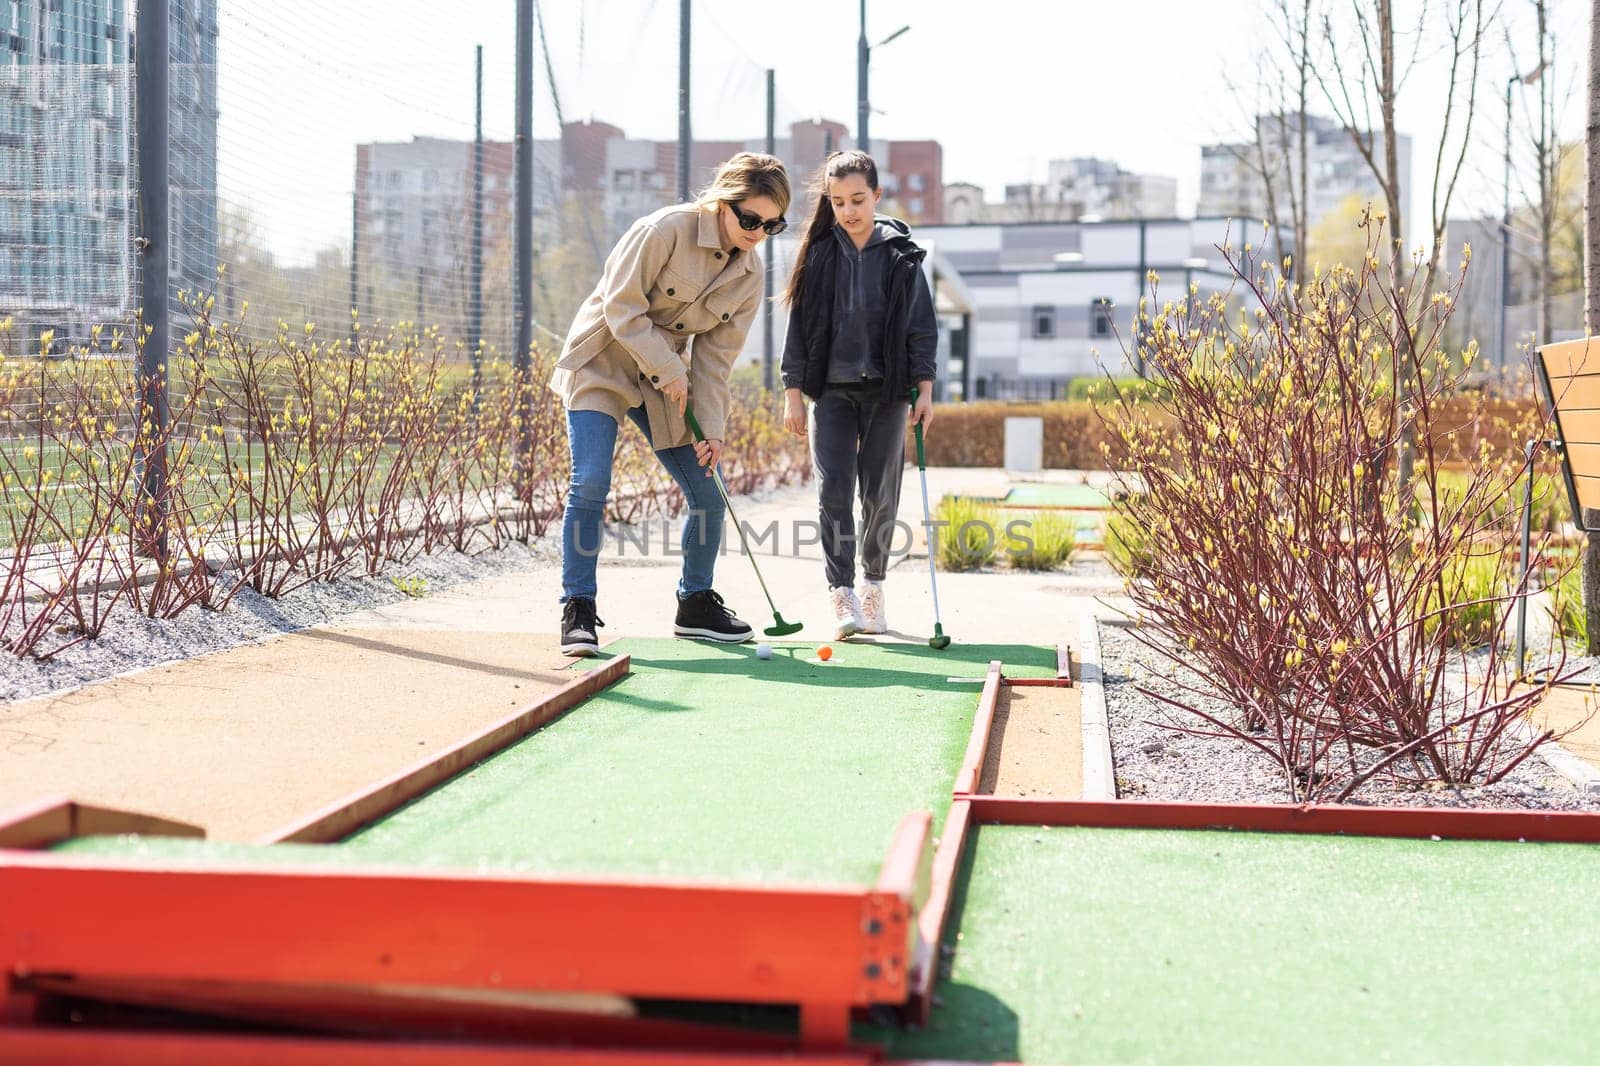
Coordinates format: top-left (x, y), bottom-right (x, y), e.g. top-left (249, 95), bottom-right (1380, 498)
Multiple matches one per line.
top-left (857, 0), bottom-right (869, 151)
top-left (856, 3), bottom-right (909, 153)
top-left (679, 0), bottom-right (692, 202)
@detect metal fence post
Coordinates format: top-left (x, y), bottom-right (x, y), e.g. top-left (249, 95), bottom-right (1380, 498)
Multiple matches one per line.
top-left (514, 0), bottom-right (534, 493)
top-left (135, 0), bottom-right (171, 562)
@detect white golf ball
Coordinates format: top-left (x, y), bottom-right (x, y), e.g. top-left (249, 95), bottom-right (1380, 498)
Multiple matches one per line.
top-left (756, 643), bottom-right (773, 659)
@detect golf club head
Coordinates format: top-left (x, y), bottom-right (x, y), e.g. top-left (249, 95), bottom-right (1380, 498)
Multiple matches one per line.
top-left (765, 618), bottom-right (804, 637)
top-left (928, 624), bottom-right (951, 650)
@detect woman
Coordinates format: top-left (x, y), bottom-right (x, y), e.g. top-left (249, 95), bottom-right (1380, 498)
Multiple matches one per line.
top-left (780, 151), bottom-right (937, 640)
top-left (551, 152), bottom-right (791, 656)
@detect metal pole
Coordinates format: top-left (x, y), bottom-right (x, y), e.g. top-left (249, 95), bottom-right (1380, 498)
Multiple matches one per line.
top-left (678, 0), bottom-right (691, 202)
top-left (1134, 220), bottom-right (1147, 378)
top-left (349, 192), bottom-right (359, 345)
top-left (135, 0), bottom-right (170, 562)
top-left (1515, 439), bottom-right (1539, 673)
top-left (960, 311), bottom-right (972, 399)
top-left (1501, 74), bottom-right (1515, 373)
top-left (857, 0), bottom-right (869, 151)
top-left (515, 0), bottom-right (533, 377)
top-left (763, 68), bottom-right (775, 392)
top-left (471, 43), bottom-right (484, 403)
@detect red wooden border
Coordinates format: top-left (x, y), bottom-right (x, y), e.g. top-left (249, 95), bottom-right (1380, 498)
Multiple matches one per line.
top-left (258, 654), bottom-right (631, 844)
top-left (951, 662), bottom-right (1003, 796)
top-left (967, 796), bottom-right (1600, 842)
top-left (0, 857), bottom-right (909, 1007)
top-left (862, 808), bottom-right (936, 1034)
top-left (874, 811), bottom-right (934, 914)
top-left (904, 799), bottom-right (971, 1025)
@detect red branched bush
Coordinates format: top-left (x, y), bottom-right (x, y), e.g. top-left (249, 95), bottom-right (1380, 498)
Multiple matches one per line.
top-left (1101, 228), bottom-right (1573, 800)
top-left (0, 296), bottom-right (810, 659)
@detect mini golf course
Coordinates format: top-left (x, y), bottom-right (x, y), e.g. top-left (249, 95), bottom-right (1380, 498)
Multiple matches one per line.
top-left (50, 639), bottom-right (1058, 886)
top-left (4, 632), bottom-right (1600, 1064)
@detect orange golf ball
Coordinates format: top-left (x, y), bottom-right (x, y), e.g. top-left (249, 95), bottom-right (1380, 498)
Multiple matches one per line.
top-left (817, 645), bottom-right (833, 661)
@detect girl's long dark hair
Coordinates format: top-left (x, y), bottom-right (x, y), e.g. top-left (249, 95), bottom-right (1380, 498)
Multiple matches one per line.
top-left (783, 150), bottom-right (879, 307)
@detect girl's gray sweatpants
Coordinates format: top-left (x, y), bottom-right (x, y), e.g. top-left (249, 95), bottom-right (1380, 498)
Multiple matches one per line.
top-left (809, 384), bottom-right (908, 589)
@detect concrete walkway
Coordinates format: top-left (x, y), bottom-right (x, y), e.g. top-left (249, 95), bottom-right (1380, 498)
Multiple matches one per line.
top-left (0, 468), bottom-right (1121, 840)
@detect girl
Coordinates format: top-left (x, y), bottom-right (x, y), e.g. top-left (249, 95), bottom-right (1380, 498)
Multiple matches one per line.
top-left (780, 151), bottom-right (937, 639)
top-left (551, 152), bottom-right (791, 656)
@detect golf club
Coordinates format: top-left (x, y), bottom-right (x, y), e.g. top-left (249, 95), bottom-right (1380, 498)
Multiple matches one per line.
top-left (910, 390), bottom-right (952, 650)
top-left (684, 404), bottom-right (803, 637)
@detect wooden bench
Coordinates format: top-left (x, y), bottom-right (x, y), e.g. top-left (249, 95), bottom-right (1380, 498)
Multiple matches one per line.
top-left (1537, 337), bottom-right (1600, 531)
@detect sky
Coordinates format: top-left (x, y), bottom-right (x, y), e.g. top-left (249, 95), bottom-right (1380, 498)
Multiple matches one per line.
top-left (204, 0), bottom-right (1592, 266)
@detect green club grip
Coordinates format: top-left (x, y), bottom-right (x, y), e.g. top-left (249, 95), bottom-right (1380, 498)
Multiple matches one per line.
top-left (685, 404), bottom-right (705, 442)
top-left (909, 387), bottom-right (926, 468)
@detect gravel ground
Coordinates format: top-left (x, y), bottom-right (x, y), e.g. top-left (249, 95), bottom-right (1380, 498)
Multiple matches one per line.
top-left (0, 538), bottom-right (560, 704)
top-left (1535, 654), bottom-right (1600, 684)
top-left (1099, 620), bottom-right (1600, 811)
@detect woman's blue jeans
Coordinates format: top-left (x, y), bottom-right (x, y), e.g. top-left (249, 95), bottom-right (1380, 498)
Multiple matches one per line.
top-left (561, 406), bottom-right (725, 603)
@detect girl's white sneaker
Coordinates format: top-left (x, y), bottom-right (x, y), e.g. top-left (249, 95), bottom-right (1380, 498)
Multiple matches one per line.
top-left (859, 580), bottom-right (887, 634)
top-left (830, 585), bottom-right (864, 639)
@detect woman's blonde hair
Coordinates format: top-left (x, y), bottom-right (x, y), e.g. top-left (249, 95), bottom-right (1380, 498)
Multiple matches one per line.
top-left (695, 152), bottom-right (792, 217)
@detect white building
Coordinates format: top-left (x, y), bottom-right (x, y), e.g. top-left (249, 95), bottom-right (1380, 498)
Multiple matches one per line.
top-left (911, 218), bottom-right (1268, 399)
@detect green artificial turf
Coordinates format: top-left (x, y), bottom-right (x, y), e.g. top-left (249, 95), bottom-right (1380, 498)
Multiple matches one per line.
top-left (882, 824), bottom-right (1600, 1064)
top-left (1000, 484), bottom-right (1111, 510)
top-left (337, 638), bottom-right (1054, 883)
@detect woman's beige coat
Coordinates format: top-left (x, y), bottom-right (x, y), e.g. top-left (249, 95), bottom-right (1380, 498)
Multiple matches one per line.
top-left (550, 201), bottom-right (763, 449)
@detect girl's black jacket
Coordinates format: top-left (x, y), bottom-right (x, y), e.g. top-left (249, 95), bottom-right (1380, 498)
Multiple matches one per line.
top-left (780, 216), bottom-right (937, 403)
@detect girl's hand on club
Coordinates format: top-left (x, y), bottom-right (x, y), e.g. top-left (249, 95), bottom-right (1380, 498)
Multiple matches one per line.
top-left (911, 392), bottom-right (934, 430)
top-left (783, 389), bottom-right (807, 437)
top-left (660, 375), bottom-right (688, 415)
top-left (695, 438), bottom-right (723, 474)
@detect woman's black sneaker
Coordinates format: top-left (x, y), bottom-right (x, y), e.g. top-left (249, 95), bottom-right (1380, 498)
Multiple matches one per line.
top-left (560, 597), bottom-right (604, 656)
top-left (673, 589), bottom-right (755, 643)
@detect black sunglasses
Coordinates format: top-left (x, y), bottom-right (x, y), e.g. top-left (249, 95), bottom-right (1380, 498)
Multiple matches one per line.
top-left (728, 202), bottom-right (787, 236)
